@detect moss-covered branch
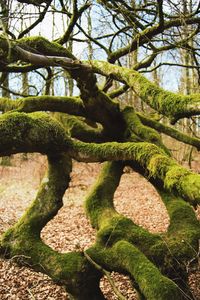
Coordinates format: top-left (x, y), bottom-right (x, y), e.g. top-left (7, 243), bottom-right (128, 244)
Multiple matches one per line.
top-left (88, 241), bottom-right (182, 300)
top-left (84, 160), bottom-right (199, 298)
top-left (89, 60), bottom-right (200, 122)
top-left (122, 106), bottom-right (170, 154)
top-left (2, 40), bottom-right (125, 138)
top-left (0, 95), bottom-right (86, 115)
top-left (0, 111), bottom-right (200, 206)
top-left (157, 189), bottom-right (200, 259)
top-left (0, 153), bottom-right (104, 299)
top-left (0, 111), bottom-right (70, 155)
top-left (84, 162), bottom-right (190, 299)
top-left (1, 37), bottom-right (200, 123)
top-left (70, 140), bottom-right (200, 205)
top-left (85, 162), bottom-right (162, 251)
top-left (138, 113), bottom-right (200, 149)
top-left (56, 114), bottom-right (107, 143)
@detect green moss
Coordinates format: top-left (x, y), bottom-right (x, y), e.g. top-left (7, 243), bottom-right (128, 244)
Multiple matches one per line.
top-left (164, 166), bottom-right (191, 190)
top-left (17, 36), bottom-right (75, 59)
top-left (155, 189), bottom-right (200, 266)
top-left (88, 241), bottom-right (182, 300)
top-left (138, 113), bottom-right (200, 149)
top-left (89, 60), bottom-right (200, 120)
top-left (85, 161), bottom-right (123, 228)
top-left (116, 241), bottom-right (182, 300)
top-left (122, 106), bottom-right (168, 152)
top-left (0, 111), bottom-right (69, 155)
top-left (72, 139), bottom-right (200, 205)
top-left (57, 114), bottom-right (105, 143)
top-left (0, 97), bottom-right (18, 112)
top-left (0, 152), bottom-right (104, 299)
top-left (1, 230), bottom-right (101, 298)
top-left (11, 153), bottom-right (71, 235)
top-left (96, 216), bottom-right (162, 255)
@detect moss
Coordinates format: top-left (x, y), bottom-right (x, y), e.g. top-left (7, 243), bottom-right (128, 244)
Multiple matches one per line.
top-left (164, 166), bottom-right (191, 190)
top-left (0, 97), bottom-right (18, 112)
top-left (154, 189), bottom-right (200, 269)
top-left (0, 152), bottom-right (104, 299)
top-left (1, 231), bottom-right (102, 298)
top-left (116, 241), bottom-right (182, 300)
top-left (85, 161), bottom-right (123, 228)
top-left (88, 241), bottom-right (182, 300)
top-left (0, 111), bottom-right (70, 155)
top-left (138, 113), bottom-right (200, 150)
top-left (85, 161), bottom-right (165, 262)
top-left (96, 216), bottom-right (162, 255)
top-left (16, 95), bottom-right (86, 116)
top-left (57, 114), bottom-right (105, 143)
top-left (17, 36), bottom-right (75, 59)
top-left (72, 139), bottom-right (200, 205)
top-left (122, 106), bottom-right (170, 154)
top-left (12, 153), bottom-right (71, 235)
top-left (89, 60), bottom-right (200, 120)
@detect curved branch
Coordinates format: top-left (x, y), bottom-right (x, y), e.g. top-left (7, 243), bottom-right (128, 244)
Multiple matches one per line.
top-left (70, 140), bottom-right (200, 206)
top-left (18, 1), bottom-right (51, 39)
top-left (57, 114), bottom-right (107, 143)
top-left (122, 106), bottom-right (170, 154)
top-left (57, 1), bottom-right (91, 45)
top-left (108, 16), bottom-right (200, 62)
top-left (87, 241), bottom-right (182, 300)
top-left (0, 152), bottom-right (104, 299)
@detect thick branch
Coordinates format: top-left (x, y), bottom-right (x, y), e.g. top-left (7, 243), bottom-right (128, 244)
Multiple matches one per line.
top-left (122, 106), bottom-right (170, 154)
top-left (85, 161), bottom-right (199, 298)
top-left (0, 152), bottom-right (104, 299)
top-left (56, 114), bottom-right (107, 143)
top-left (11, 45), bottom-right (124, 138)
top-left (88, 241), bottom-right (182, 300)
top-left (70, 140), bottom-right (200, 205)
top-left (0, 95), bottom-right (86, 116)
top-left (0, 111), bottom-right (70, 155)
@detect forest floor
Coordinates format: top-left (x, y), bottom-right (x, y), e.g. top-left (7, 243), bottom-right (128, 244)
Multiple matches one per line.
top-left (0, 154), bottom-right (199, 300)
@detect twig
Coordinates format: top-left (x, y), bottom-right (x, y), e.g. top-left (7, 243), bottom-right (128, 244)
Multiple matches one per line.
top-left (84, 251), bottom-right (127, 300)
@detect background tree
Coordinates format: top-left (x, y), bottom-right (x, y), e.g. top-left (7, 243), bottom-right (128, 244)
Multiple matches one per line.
top-left (0, 1), bottom-right (200, 299)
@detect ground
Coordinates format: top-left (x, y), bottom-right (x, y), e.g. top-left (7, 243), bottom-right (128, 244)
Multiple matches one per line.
top-left (0, 154), bottom-right (199, 300)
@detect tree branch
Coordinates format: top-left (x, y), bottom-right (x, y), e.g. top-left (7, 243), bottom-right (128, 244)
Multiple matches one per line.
top-left (0, 95), bottom-right (86, 116)
top-left (138, 113), bottom-right (200, 150)
top-left (70, 139), bottom-right (200, 206)
top-left (89, 60), bottom-right (200, 122)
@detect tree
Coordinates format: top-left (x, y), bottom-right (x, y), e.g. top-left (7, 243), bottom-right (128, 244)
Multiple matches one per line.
top-left (0, 0), bottom-right (200, 299)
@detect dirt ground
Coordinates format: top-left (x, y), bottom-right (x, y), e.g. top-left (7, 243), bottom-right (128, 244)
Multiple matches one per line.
top-left (0, 154), bottom-right (199, 299)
